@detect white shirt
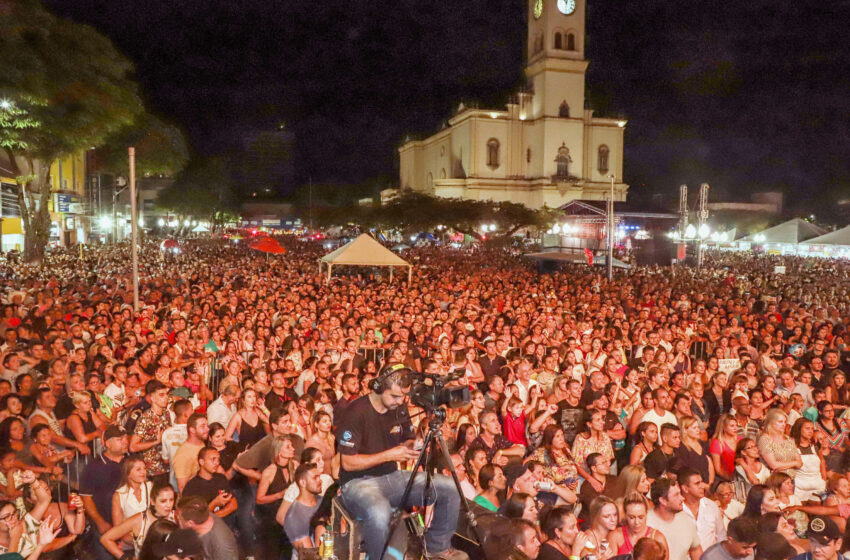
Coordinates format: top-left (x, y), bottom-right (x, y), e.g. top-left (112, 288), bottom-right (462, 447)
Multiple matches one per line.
top-left (295, 368), bottom-right (315, 397)
top-left (642, 409), bottom-right (679, 433)
top-left (682, 497), bottom-right (726, 550)
top-left (103, 382), bottom-right (126, 410)
top-left (647, 509), bottom-right (701, 560)
top-left (207, 397), bottom-right (235, 427)
top-left (161, 423), bottom-right (188, 463)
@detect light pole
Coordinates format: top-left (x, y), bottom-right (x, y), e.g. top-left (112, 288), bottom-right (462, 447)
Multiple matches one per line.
top-left (129, 148), bottom-right (139, 311)
top-left (607, 174), bottom-right (615, 280)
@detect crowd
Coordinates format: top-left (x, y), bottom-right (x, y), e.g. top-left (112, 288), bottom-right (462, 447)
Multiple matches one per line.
top-left (0, 238), bottom-right (849, 560)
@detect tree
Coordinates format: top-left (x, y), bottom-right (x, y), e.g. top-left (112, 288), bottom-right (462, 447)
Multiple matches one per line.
top-left (96, 113), bottom-right (189, 178)
top-left (156, 157), bottom-right (239, 232)
top-left (320, 191), bottom-right (558, 242)
top-left (0, 0), bottom-right (141, 260)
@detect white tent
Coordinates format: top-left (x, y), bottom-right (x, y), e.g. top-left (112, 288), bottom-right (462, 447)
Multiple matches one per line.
top-left (800, 226), bottom-right (850, 246)
top-left (738, 218), bottom-right (826, 245)
top-left (319, 233), bottom-right (413, 283)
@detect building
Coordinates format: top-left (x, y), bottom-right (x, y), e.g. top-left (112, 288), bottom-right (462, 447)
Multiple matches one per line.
top-left (398, 0), bottom-right (627, 209)
top-left (0, 152), bottom-right (23, 253)
top-left (48, 151), bottom-right (89, 246)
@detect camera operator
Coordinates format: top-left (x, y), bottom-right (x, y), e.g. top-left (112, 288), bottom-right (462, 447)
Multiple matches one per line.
top-left (336, 364), bottom-right (467, 560)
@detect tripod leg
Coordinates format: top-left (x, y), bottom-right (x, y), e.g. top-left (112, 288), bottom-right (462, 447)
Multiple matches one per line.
top-left (433, 431), bottom-right (484, 547)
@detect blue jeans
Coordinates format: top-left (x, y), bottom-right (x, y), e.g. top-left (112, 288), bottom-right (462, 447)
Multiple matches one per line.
top-left (340, 470), bottom-right (460, 560)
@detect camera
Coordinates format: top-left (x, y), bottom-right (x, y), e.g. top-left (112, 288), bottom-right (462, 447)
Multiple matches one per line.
top-left (409, 371), bottom-right (470, 410)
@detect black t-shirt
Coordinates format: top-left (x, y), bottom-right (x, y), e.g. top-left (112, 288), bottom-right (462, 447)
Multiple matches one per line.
top-left (644, 448), bottom-right (675, 480)
top-left (556, 402), bottom-right (584, 444)
top-left (183, 473), bottom-right (231, 506)
top-left (538, 543), bottom-right (570, 560)
top-left (478, 355), bottom-right (506, 381)
top-left (336, 395), bottom-right (414, 486)
top-left (265, 389), bottom-right (295, 412)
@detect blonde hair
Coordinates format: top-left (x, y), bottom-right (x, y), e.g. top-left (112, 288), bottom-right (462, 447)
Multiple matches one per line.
top-left (679, 416), bottom-right (701, 450)
top-left (72, 390), bottom-right (92, 406)
top-left (762, 408), bottom-right (788, 437)
top-left (616, 464), bottom-right (647, 497)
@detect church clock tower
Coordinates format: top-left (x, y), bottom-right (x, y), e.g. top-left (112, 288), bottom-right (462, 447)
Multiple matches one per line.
top-left (525, 0), bottom-right (588, 120)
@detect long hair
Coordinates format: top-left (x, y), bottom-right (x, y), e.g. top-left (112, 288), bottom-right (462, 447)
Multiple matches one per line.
top-left (587, 495), bottom-right (617, 527)
top-left (762, 409), bottom-right (787, 438)
top-left (712, 414), bottom-right (736, 440)
top-left (498, 492), bottom-right (531, 519)
top-left (616, 464), bottom-right (647, 497)
top-left (743, 484), bottom-right (769, 517)
top-left (117, 456), bottom-right (147, 490)
top-left (138, 519), bottom-right (178, 560)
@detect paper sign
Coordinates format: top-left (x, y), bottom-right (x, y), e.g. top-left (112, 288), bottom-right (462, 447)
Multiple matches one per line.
top-left (718, 359), bottom-right (741, 373)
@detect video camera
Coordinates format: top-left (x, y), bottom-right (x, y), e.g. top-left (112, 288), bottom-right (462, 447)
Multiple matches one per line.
top-left (408, 370), bottom-right (470, 411)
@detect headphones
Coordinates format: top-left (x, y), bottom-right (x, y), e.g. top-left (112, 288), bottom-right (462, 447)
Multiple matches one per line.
top-left (370, 363), bottom-right (410, 394)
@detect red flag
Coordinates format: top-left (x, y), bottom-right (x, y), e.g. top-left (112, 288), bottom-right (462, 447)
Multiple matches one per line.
top-left (584, 248), bottom-right (594, 266)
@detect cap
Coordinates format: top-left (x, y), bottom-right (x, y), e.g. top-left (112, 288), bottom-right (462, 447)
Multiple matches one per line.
top-left (756, 533), bottom-right (796, 560)
top-left (103, 425), bottom-right (127, 441)
top-left (151, 529), bottom-right (204, 558)
top-left (805, 516), bottom-right (841, 545)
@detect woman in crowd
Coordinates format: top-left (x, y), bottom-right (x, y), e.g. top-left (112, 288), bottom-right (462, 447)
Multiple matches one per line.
top-left (473, 464), bottom-right (505, 513)
top-left (709, 414), bottom-right (740, 482)
top-left (572, 409), bottom-right (614, 472)
top-left (629, 421), bottom-right (658, 466)
top-left (758, 409), bottom-right (803, 474)
top-left (527, 425), bottom-right (579, 486)
top-left (790, 417), bottom-right (827, 500)
top-left (759, 512), bottom-right (808, 554)
top-left (608, 493), bottom-right (668, 557)
top-left (678, 415), bottom-right (714, 484)
top-left (539, 507), bottom-right (579, 560)
top-left (498, 492), bottom-right (538, 522)
top-left (224, 387), bottom-right (269, 449)
top-left (816, 401), bottom-right (848, 472)
top-left (65, 390), bottom-right (106, 452)
top-left (256, 435), bottom-right (297, 559)
top-left (573, 496), bottom-right (619, 560)
top-left (465, 448), bottom-right (489, 493)
top-left (112, 456), bottom-right (152, 526)
top-left (101, 483), bottom-right (177, 559)
top-left (713, 482), bottom-right (745, 527)
top-left (208, 422), bottom-right (240, 476)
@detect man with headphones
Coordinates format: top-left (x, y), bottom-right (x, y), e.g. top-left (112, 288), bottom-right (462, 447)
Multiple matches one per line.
top-left (336, 364), bottom-right (466, 560)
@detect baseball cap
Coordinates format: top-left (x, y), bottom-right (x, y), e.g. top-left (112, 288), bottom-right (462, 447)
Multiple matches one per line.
top-left (151, 529), bottom-right (203, 558)
top-left (806, 516), bottom-right (841, 545)
top-left (103, 425), bottom-right (127, 441)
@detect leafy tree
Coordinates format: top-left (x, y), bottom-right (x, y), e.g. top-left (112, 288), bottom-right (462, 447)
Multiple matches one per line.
top-left (0, 0), bottom-right (141, 260)
top-left (96, 113), bottom-right (189, 178)
top-left (156, 157), bottom-right (239, 232)
top-left (320, 191), bottom-right (557, 242)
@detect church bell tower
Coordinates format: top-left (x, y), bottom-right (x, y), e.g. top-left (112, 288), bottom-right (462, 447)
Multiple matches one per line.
top-left (525, 0), bottom-right (589, 120)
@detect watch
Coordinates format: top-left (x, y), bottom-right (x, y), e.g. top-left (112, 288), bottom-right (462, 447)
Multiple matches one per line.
top-left (557, 0), bottom-right (575, 15)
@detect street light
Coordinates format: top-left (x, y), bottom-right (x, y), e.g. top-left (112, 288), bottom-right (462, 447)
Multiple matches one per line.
top-left (552, 223), bottom-right (561, 234)
top-left (99, 215), bottom-right (112, 230)
top-left (157, 218), bottom-right (165, 227)
top-left (684, 224), bottom-right (696, 239)
top-left (698, 224), bottom-right (710, 239)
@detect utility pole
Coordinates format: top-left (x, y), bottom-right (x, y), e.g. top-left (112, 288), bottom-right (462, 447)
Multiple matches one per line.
top-left (129, 148), bottom-right (139, 311)
top-left (308, 176), bottom-right (313, 232)
top-left (697, 183), bottom-right (710, 270)
top-left (677, 184), bottom-right (688, 264)
top-left (607, 174), bottom-right (615, 281)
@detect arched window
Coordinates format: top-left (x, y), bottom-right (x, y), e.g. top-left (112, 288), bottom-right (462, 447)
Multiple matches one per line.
top-left (487, 138), bottom-right (500, 169)
top-left (559, 101), bottom-right (570, 118)
top-left (597, 145), bottom-right (610, 174)
top-left (527, 148), bottom-right (532, 163)
top-left (554, 32), bottom-right (563, 50)
top-left (566, 33), bottom-right (576, 51)
top-left (427, 172), bottom-right (433, 188)
top-left (439, 168), bottom-right (446, 179)
top-left (555, 143), bottom-right (571, 178)
top-left (534, 33), bottom-right (544, 54)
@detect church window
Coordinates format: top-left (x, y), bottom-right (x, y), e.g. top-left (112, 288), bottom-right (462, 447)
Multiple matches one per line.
top-left (487, 138), bottom-right (500, 169)
top-left (597, 145), bottom-right (610, 174)
top-left (554, 32), bottom-right (563, 50)
top-left (527, 148), bottom-right (532, 163)
top-left (566, 33), bottom-right (576, 51)
top-left (439, 168), bottom-right (446, 179)
top-left (555, 143), bottom-right (571, 178)
top-left (427, 172), bottom-right (433, 188)
top-left (559, 101), bottom-right (570, 118)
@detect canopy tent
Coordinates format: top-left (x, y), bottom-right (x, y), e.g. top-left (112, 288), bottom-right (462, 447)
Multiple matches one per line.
top-left (738, 218), bottom-right (826, 245)
top-left (319, 233), bottom-right (413, 283)
top-left (799, 226), bottom-right (850, 247)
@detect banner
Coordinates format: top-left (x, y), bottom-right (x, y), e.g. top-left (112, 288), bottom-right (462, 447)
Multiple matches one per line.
top-left (718, 358), bottom-right (741, 373)
top-left (584, 248), bottom-right (593, 266)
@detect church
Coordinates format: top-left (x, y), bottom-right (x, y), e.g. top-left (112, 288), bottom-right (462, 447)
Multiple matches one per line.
top-left (398, 0), bottom-right (628, 209)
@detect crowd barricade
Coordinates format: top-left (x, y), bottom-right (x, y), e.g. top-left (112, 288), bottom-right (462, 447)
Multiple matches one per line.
top-left (357, 348), bottom-right (387, 365)
top-left (55, 447), bottom-right (94, 502)
top-left (689, 340), bottom-right (709, 361)
top-left (208, 357), bottom-right (225, 400)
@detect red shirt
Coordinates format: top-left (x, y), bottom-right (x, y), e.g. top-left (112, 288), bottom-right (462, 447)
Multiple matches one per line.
top-left (503, 411), bottom-right (527, 446)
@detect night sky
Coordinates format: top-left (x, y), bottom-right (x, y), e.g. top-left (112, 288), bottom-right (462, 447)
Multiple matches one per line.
top-left (43, 0), bottom-right (850, 212)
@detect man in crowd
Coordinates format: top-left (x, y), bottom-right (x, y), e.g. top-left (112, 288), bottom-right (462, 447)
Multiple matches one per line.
top-left (177, 496), bottom-right (240, 560)
top-left (648, 478), bottom-right (702, 560)
top-left (173, 412), bottom-right (210, 492)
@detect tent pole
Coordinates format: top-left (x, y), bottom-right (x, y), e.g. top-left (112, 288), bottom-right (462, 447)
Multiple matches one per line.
top-left (408, 266), bottom-right (412, 284)
top-left (327, 263), bottom-right (332, 282)
top-left (389, 266), bottom-right (393, 283)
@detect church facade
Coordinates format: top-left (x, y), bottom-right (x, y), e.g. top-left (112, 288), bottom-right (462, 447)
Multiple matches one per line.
top-left (398, 0), bottom-right (628, 209)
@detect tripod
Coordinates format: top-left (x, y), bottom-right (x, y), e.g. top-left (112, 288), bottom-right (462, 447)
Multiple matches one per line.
top-left (380, 407), bottom-right (481, 560)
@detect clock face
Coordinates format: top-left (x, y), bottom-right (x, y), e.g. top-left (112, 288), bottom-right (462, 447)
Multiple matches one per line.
top-left (533, 0), bottom-right (543, 19)
top-left (557, 0), bottom-right (576, 15)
